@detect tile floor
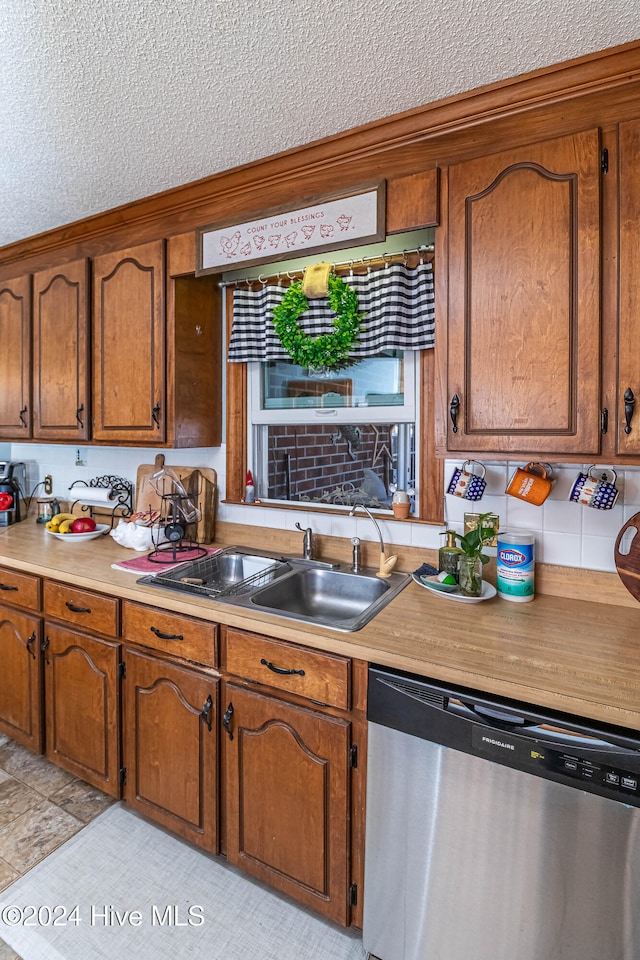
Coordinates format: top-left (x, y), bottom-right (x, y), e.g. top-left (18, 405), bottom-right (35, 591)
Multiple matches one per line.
top-left (0, 733), bottom-right (114, 960)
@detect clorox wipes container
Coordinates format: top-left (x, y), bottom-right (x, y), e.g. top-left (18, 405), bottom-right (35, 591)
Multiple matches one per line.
top-left (496, 531), bottom-right (535, 602)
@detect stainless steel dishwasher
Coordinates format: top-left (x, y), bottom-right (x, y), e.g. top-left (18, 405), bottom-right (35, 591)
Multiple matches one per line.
top-left (364, 665), bottom-right (640, 960)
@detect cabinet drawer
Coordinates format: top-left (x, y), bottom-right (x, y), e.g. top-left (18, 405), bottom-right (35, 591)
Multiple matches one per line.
top-left (44, 581), bottom-right (119, 637)
top-left (0, 567), bottom-right (41, 611)
top-left (224, 628), bottom-right (350, 710)
top-left (123, 602), bottom-right (217, 667)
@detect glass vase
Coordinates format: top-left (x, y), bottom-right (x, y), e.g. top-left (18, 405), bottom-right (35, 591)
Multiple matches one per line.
top-left (458, 555), bottom-right (483, 597)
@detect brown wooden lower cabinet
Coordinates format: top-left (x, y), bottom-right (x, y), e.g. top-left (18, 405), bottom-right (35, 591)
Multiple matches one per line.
top-left (222, 681), bottom-right (351, 926)
top-left (42, 621), bottom-right (120, 796)
top-left (122, 647), bottom-right (218, 854)
top-left (0, 603), bottom-right (43, 752)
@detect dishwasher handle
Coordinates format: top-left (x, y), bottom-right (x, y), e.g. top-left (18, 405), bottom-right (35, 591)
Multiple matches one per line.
top-left (450, 697), bottom-right (536, 730)
top-left (449, 697), bottom-right (639, 754)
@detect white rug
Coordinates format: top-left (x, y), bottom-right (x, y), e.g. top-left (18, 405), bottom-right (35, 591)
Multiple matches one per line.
top-left (0, 803), bottom-right (367, 960)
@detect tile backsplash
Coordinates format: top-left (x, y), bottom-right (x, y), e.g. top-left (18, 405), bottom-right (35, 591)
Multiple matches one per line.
top-left (10, 444), bottom-right (639, 574)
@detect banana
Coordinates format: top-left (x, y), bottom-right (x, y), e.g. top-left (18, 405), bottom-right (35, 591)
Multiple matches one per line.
top-left (45, 520), bottom-right (60, 532)
top-left (51, 512), bottom-right (75, 525)
top-left (58, 519), bottom-right (75, 534)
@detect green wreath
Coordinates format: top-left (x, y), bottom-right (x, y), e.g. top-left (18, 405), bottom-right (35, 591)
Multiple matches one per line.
top-left (271, 275), bottom-right (364, 371)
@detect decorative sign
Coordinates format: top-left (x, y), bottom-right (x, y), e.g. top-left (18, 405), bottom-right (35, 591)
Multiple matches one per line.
top-left (196, 184), bottom-right (385, 275)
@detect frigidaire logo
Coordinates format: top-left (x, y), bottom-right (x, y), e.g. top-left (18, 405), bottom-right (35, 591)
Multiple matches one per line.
top-left (498, 549), bottom-right (526, 566)
top-left (481, 735), bottom-right (515, 751)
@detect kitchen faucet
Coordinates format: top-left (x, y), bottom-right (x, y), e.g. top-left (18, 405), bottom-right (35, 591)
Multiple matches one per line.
top-left (349, 504), bottom-right (398, 578)
top-left (295, 522), bottom-right (314, 560)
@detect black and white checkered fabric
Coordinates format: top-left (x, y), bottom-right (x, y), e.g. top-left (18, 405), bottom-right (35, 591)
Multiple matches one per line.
top-left (228, 261), bottom-right (434, 362)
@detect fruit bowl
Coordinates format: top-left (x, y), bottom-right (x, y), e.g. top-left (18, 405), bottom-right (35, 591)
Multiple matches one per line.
top-left (45, 523), bottom-right (110, 542)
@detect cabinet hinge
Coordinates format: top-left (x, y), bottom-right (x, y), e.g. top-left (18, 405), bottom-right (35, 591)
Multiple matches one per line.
top-left (349, 882), bottom-right (358, 906)
top-left (119, 661), bottom-right (126, 679)
top-left (119, 767), bottom-right (127, 786)
top-left (601, 407), bottom-right (609, 435)
top-left (601, 148), bottom-right (609, 174)
top-left (349, 744), bottom-right (358, 769)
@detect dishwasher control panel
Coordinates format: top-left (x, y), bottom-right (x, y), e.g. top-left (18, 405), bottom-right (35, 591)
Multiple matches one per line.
top-left (471, 724), bottom-right (640, 806)
top-left (555, 754), bottom-right (639, 796)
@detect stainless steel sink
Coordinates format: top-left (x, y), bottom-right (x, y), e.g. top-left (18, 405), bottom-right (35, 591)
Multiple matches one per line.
top-left (242, 564), bottom-right (411, 632)
top-left (138, 546), bottom-right (410, 632)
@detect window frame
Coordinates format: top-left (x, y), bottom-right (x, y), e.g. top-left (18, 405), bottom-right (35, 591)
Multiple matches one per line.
top-left (225, 286), bottom-right (443, 523)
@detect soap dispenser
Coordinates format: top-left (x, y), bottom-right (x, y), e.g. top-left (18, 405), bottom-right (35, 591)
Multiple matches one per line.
top-left (438, 530), bottom-right (463, 580)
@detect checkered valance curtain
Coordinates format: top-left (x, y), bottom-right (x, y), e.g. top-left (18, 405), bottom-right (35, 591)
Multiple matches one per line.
top-left (228, 261), bottom-right (434, 362)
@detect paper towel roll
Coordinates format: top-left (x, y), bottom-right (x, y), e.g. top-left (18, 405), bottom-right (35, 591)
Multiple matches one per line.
top-left (69, 486), bottom-right (114, 505)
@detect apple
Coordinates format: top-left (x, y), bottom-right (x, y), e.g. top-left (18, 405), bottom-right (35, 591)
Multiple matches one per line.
top-left (70, 517), bottom-right (97, 534)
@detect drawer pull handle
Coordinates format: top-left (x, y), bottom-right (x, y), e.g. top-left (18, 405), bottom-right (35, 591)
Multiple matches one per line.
top-left (26, 632), bottom-right (37, 659)
top-left (150, 626), bottom-right (184, 641)
top-left (222, 702), bottom-right (234, 741)
top-left (260, 657), bottom-right (305, 677)
top-left (66, 601), bottom-right (92, 614)
top-left (0, 583), bottom-right (18, 592)
top-left (200, 694), bottom-right (213, 732)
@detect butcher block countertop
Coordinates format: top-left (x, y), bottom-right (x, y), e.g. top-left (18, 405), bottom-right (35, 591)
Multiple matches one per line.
top-left (2, 523), bottom-right (640, 731)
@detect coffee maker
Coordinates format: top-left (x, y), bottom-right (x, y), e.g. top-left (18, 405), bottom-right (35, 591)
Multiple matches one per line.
top-left (0, 461), bottom-right (27, 526)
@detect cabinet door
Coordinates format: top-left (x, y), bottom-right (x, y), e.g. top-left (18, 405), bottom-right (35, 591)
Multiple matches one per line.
top-left (0, 606), bottom-right (42, 752)
top-left (32, 259), bottom-right (90, 441)
top-left (445, 129), bottom-right (601, 455)
top-left (0, 274), bottom-right (31, 438)
top-left (122, 648), bottom-right (218, 853)
top-left (223, 682), bottom-right (351, 925)
top-left (92, 240), bottom-right (165, 442)
top-left (617, 118), bottom-right (640, 455)
top-left (43, 622), bottom-right (120, 796)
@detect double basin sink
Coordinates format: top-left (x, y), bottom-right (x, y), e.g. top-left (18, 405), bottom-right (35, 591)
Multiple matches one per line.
top-left (139, 547), bottom-right (411, 633)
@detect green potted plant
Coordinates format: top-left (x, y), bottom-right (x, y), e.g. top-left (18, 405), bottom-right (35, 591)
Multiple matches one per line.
top-left (453, 513), bottom-right (496, 597)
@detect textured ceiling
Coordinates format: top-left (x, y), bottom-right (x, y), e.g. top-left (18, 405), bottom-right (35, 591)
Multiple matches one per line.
top-left (1, 0), bottom-right (639, 249)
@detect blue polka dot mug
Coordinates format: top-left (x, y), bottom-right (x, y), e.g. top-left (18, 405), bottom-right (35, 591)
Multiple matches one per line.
top-left (569, 467), bottom-right (619, 510)
top-left (446, 460), bottom-right (487, 501)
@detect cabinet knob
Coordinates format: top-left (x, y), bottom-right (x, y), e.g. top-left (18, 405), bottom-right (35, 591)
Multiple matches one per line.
top-left (19, 406), bottom-right (28, 427)
top-left (200, 694), bottom-right (213, 732)
top-left (222, 702), bottom-right (234, 741)
top-left (26, 632), bottom-right (37, 659)
top-left (624, 387), bottom-right (636, 435)
top-left (41, 636), bottom-right (50, 664)
top-left (449, 394), bottom-right (460, 434)
top-left (76, 404), bottom-right (85, 427)
top-left (152, 403), bottom-right (161, 427)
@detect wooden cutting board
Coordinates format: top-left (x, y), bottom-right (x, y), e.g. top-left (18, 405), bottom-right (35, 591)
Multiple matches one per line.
top-left (135, 454), bottom-right (217, 543)
top-left (614, 512), bottom-right (640, 604)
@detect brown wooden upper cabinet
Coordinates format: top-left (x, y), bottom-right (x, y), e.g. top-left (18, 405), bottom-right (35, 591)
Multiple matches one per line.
top-left (0, 273), bottom-right (31, 438)
top-left (92, 239), bottom-right (221, 447)
top-left (92, 240), bottom-right (166, 444)
top-left (32, 259), bottom-right (90, 441)
top-left (442, 129), bottom-right (602, 456)
top-left (617, 118), bottom-right (640, 457)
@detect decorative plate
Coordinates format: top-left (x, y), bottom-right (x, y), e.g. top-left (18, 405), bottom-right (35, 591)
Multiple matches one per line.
top-left (412, 572), bottom-right (497, 603)
top-left (46, 523), bottom-right (110, 542)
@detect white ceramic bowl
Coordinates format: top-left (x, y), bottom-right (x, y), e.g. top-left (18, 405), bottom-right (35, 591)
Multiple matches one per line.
top-left (46, 523), bottom-right (110, 542)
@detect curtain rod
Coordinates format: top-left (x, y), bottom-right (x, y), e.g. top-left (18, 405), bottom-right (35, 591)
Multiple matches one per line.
top-left (217, 244), bottom-right (434, 289)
